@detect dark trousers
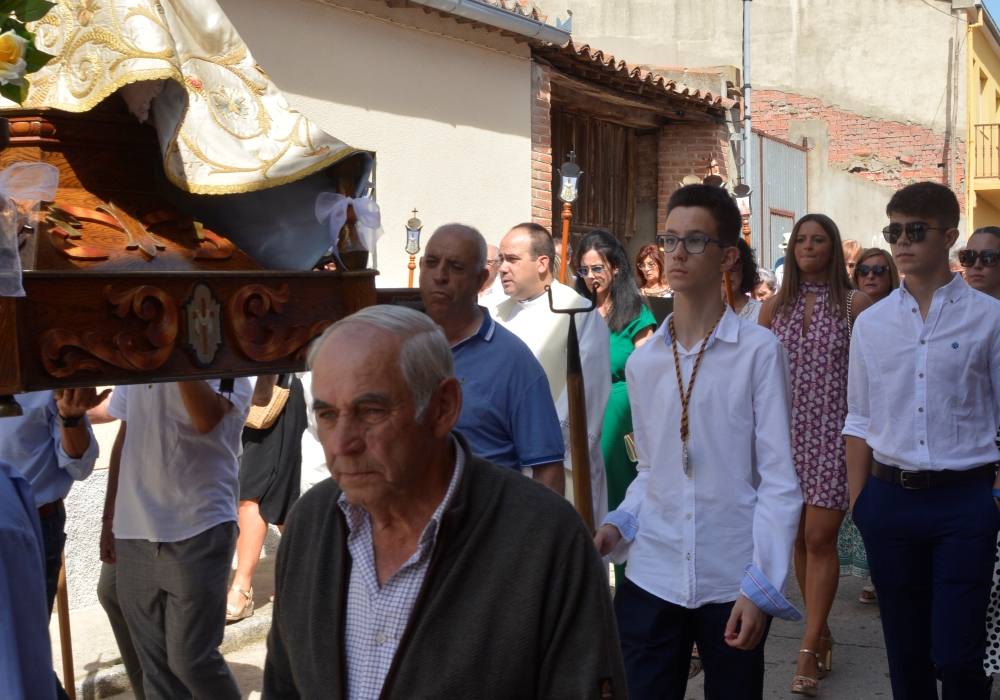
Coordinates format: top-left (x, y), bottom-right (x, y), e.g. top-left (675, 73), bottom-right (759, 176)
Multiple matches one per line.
top-left (116, 521), bottom-right (239, 700)
top-left (614, 577), bottom-right (770, 700)
top-left (98, 562), bottom-right (146, 700)
top-left (854, 472), bottom-right (999, 700)
top-left (39, 501), bottom-right (70, 700)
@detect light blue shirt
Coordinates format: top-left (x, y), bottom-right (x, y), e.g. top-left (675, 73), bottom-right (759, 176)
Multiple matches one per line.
top-left (0, 459), bottom-right (57, 699)
top-left (0, 391), bottom-right (97, 506)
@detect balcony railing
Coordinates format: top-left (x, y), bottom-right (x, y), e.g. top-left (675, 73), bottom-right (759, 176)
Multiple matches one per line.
top-left (976, 123), bottom-right (1000, 178)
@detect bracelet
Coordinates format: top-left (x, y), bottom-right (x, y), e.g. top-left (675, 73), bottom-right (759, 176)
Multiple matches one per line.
top-left (58, 413), bottom-right (83, 428)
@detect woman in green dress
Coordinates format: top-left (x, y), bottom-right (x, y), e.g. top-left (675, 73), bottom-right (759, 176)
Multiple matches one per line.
top-left (574, 230), bottom-right (656, 583)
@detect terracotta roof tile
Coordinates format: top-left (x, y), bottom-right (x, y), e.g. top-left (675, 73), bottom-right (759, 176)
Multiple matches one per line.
top-left (485, 0), bottom-right (546, 22)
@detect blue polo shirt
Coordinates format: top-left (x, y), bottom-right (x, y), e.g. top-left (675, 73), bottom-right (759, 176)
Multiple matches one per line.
top-left (453, 309), bottom-right (564, 470)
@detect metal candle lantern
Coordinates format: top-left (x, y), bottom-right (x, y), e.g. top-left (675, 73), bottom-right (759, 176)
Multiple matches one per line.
top-left (557, 151), bottom-right (582, 284)
top-left (405, 208), bottom-right (422, 288)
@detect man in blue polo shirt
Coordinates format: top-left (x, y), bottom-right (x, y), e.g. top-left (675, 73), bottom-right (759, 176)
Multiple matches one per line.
top-left (420, 224), bottom-right (564, 493)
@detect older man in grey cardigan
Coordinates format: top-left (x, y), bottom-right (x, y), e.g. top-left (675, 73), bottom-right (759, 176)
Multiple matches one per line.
top-left (263, 305), bottom-right (625, 699)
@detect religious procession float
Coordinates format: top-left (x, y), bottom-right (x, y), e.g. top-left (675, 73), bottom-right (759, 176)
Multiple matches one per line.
top-left (0, 0), bottom-right (384, 414)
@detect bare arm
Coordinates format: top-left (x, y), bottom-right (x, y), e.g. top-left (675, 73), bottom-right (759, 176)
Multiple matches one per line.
top-left (632, 326), bottom-right (654, 348)
top-left (846, 436), bottom-right (873, 511)
top-left (178, 380), bottom-right (232, 434)
top-left (757, 296), bottom-right (778, 329)
top-left (101, 421), bottom-right (127, 563)
top-left (86, 390), bottom-right (117, 425)
top-left (532, 462), bottom-right (565, 495)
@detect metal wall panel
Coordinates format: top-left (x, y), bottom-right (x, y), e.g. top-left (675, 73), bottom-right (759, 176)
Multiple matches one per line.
top-left (748, 131), bottom-right (808, 270)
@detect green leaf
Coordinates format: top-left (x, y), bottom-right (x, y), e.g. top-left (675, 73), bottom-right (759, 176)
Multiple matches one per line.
top-left (24, 44), bottom-right (51, 73)
top-left (0, 2), bottom-right (20, 16)
top-left (16, 0), bottom-right (55, 23)
top-left (0, 78), bottom-right (26, 105)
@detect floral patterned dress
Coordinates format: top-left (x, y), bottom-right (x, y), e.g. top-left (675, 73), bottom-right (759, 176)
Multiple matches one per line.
top-left (770, 282), bottom-right (850, 511)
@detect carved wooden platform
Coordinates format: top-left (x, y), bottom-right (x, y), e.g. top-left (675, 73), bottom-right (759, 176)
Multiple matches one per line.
top-left (0, 100), bottom-right (376, 395)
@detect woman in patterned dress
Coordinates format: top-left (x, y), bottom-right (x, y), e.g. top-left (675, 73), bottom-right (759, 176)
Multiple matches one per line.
top-left (759, 214), bottom-right (871, 696)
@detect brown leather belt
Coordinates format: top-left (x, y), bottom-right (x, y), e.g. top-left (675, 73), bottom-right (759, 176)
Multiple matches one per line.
top-left (871, 460), bottom-right (997, 490)
top-left (37, 498), bottom-right (63, 518)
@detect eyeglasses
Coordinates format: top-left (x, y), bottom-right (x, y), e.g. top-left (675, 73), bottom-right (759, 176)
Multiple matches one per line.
top-left (576, 264), bottom-right (607, 277)
top-left (656, 234), bottom-right (724, 255)
top-left (958, 249), bottom-right (1000, 268)
top-left (856, 263), bottom-right (888, 277)
top-left (486, 258), bottom-right (500, 268)
top-left (882, 222), bottom-right (946, 245)
top-left (639, 260), bottom-right (659, 271)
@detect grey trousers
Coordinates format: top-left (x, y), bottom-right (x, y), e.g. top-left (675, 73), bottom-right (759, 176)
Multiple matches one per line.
top-left (97, 562), bottom-right (147, 700)
top-left (116, 522), bottom-right (240, 700)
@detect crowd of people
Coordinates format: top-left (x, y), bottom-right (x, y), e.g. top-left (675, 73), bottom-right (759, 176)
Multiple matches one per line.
top-left (3, 178), bottom-right (1000, 700)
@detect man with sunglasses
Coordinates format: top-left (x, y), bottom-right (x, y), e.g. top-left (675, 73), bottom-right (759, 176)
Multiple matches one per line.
top-left (844, 181), bottom-right (1000, 699)
top-left (493, 223), bottom-right (612, 522)
top-left (961, 226), bottom-right (1000, 300)
top-left (595, 185), bottom-right (802, 700)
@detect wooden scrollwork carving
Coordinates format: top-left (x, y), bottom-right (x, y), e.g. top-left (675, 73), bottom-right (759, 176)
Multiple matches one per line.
top-left (40, 285), bottom-right (179, 378)
top-left (229, 283), bottom-right (329, 362)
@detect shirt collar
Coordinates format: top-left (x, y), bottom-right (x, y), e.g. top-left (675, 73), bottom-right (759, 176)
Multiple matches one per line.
top-left (337, 435), bottom-right (466, 549)
top-left (452, 306), bottom-right (495, 351)
top-left (662, 306), bottom-right (741, 351)
top-left (897, 272), bottom-right (968, 306)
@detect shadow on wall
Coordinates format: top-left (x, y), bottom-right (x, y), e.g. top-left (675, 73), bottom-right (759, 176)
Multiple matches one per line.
top-left (216, 0), bottom-right (531, 139)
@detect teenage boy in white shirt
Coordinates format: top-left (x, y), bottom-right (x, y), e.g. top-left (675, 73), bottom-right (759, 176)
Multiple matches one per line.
top-left (595, 184), bottom-right (802, 700)
top-left (844, 181), bottom-right (1000, 700)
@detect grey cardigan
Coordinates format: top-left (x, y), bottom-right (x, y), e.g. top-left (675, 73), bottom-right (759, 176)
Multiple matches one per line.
top-left (263, 439), bottom-right (626, 699)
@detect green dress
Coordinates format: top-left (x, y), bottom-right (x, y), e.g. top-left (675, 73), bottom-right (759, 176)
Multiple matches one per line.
top-left (601, 305), bottom-right (657, 517)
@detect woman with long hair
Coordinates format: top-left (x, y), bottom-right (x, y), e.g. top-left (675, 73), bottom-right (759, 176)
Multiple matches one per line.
top-left (635, 243), bottom-right (671, 297)
top-left (759, 214), bottom-right (871, 696)
top-left (851, 247), bottom-right (899, 303)
top-left (574, 230), bottom-right (655, 586)
top-left (724, 239), bottom-right (762, 321)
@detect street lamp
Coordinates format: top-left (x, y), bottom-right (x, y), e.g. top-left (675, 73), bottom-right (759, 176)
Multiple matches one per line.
top-left (733, 183), bottom-right (752, 245)
top-left (405, 208), bottom-right (422, 288)
top-left (558, 150), bottom-right (582, 284)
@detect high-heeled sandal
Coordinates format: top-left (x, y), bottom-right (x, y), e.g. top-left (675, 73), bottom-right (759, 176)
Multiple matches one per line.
top-left (790, 649), bottom-right (820, 697)
top-left (225, 584), bottom-right (254, 623)
top-left (818, 634), bottom-right (834, 678)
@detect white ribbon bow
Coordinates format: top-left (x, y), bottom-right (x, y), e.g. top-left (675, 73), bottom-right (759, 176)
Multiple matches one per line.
top-left (314, 193), bottom-right (384, 266)
top-left (0, 162), bottom-right (60, 297)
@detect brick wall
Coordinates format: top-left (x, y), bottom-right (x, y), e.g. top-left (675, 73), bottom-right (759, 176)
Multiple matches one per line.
top-left (657, 121), bottom-right (732, 232)
top-left (531, 61), bottom-right (553, 232)
top-left (754, 89), bottom-right (966, 208)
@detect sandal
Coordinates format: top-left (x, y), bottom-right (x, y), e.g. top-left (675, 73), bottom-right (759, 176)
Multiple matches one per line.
top-left (790, 649), bottom-right (820, 697)
top-left (225, 584), bottom-right (254, 623)
top-left (858, 583), bottom-right (877, 605)
top-left (818, 634), bottom-right (834, 678)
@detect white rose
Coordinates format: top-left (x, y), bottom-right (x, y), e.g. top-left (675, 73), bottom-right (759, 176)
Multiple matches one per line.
top-left (0, 30), bottom-right (29, 86)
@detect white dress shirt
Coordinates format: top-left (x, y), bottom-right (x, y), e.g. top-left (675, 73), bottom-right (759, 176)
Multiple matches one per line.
top-left (844, 275), bottom-right (1000, 471)
top-left (108, 380), bottom-right (252, 542)
top-left (606, 309), bottom-right (802, 617)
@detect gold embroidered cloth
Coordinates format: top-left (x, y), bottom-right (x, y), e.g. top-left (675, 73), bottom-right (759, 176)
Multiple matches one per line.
top-left (23, 0), bottom-right (361, 195)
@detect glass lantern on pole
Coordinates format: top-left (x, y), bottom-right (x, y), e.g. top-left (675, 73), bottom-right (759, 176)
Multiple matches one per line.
top-left (405, 208), bottom-right (422, 288)
top-left (557, 151), bottom-right (582, 284)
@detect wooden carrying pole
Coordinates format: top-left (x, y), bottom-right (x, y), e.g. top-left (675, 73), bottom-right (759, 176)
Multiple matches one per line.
top-left (723, 270), bottom-right (737, 309)
top-left (558, 202), bottom-right (572, 284)
top-left (56, 552), bottom-right (75, 699)
top-left (547, 284), bottom-right (595, 531)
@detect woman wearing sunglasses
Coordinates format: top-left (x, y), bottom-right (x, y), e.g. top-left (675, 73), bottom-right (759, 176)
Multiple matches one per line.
top-left (574, 231), bottom-right (656, 589)
top-left (759, 213), bottom-right (872, 696)
top-left (851, 248), bottom-right (899, 304)
top-left (635, 243), bottom-right (671, 297)
top-left (961, 226), bottom-right (1000, 299)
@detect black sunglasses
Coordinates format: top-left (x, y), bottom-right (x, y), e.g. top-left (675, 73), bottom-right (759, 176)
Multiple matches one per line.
top-left (857, 264), bottom-right (888, 277)
top-left (882, 222), bottom-right (946, 245)
top-left (958, 249), bottom-right (1000, 268)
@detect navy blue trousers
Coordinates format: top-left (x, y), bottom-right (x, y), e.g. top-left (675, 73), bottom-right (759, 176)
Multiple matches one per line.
top-left (39, 501), bottom-right (70, 700)
top-left (854, 472), bottom-right (998, 700)
top-left (614, 577), bottom-right (770, 700)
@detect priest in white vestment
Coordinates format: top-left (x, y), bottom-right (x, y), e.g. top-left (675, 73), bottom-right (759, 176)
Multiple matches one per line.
top-left (492, 223), bottom-right (611, 523)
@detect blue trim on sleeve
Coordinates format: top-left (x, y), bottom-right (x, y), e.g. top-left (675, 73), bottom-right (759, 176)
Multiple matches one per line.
top-left (740, 563), bottom-right (802, 621)
top-left (603, 509), bottom-right (638, 542)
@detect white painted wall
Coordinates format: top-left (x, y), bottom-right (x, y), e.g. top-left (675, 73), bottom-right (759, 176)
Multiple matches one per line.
top-left (536, 0), bottom-right (966, 134)
top-left (218, 0), bottom-right (533, 287)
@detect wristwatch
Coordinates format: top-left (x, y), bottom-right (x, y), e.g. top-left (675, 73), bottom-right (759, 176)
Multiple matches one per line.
top-left (59, 413), bottom-right (82, 428)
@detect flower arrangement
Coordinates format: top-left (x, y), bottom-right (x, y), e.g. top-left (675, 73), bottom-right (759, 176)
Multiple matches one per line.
top-left (0, 0), bottom-right (55, 104)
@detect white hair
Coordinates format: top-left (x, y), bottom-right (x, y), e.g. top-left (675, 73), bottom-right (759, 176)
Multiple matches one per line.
top-left (306, 304), bottom-right (454, 420)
